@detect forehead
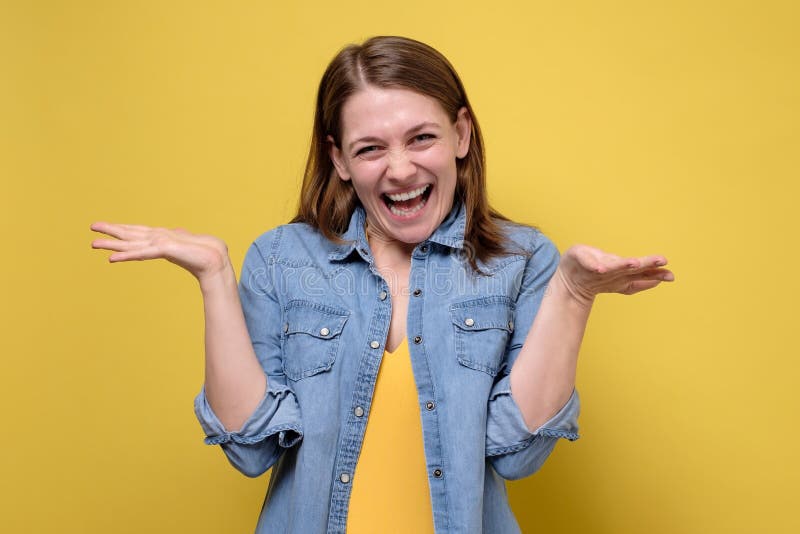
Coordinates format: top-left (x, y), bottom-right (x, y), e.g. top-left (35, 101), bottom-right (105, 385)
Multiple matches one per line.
top-left (339, 86), bottom-right (451, 140)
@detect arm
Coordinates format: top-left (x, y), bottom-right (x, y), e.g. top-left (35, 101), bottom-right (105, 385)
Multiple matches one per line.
top-left (91, 223), bottom-right (302, 476)
top-left (194, 238), bottom-right (303, 476)
top-left (90, 221), bottom-right (266, 430)
top-left (199, 264), bottom-right (267, 431)
top-left (509, 244), bottom-right (674, 431)
top-left (485, 233), bottom-right (577, 480)
top-left (485, 231), bottom-right (674, 480)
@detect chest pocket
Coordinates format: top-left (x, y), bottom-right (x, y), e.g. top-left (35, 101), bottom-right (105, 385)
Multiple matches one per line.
top-left (281, 300), bottom-right (349, 381)
top-left (450, 296), bottom-right (515, 377)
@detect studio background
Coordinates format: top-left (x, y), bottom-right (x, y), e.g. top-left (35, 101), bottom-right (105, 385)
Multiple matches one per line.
top-left (2, 1), bottom-right (797, 533)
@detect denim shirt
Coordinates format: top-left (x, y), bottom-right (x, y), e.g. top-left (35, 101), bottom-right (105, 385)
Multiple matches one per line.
top-left (194, 201), bottom-right (580, 534)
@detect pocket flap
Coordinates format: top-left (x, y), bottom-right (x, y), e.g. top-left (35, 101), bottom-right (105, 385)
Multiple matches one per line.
top-left (284, 301), bottom-right (349, 338)
top-left (450, 296), bottom-right (515, 332)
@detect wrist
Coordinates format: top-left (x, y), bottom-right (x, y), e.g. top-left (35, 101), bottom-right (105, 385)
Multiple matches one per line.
top-left (198, 261), bottom-right (237, 297)
top-left (550, 267), bottom-right (595, 312)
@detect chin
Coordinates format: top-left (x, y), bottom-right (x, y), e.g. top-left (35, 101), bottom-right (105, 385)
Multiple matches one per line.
top-left (392, 221), bottom-right (439, 245)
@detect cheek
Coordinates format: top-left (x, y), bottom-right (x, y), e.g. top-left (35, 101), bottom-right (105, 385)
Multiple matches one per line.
top-left (348, 161), bottom-right (382, 184)
top-left (348, 170), bottom-right (385, 202)
top-left (416, 145), bottom-right (458, 172)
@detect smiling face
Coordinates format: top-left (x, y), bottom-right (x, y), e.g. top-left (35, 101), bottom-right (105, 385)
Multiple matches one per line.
top-left (329, 86), bottom-right (471, 248)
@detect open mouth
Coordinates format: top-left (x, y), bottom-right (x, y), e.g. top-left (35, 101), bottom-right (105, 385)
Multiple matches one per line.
top-left (381, 184), bottom-right (433, 217)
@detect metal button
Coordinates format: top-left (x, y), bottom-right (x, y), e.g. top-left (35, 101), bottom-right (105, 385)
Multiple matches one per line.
top-left (340, 473), bottom-right (351, 483)
top-left (420, 245), bottom-right (429, 253)
top-left (433, 469), bottom-right (443, 478)
top-left (413, 335), bottom-right (422, 344)
top-left (425, 401), bottom-right (435, 411)
top-left (464, 318), bottom-right (475, 327)
top-left (508, 320), bottom-right (514, 332)
top-left (282, 323), bottom-right (289, 333)
top-left (319, 327), bottom-right (330, 336)
top-left (354, 406), bottom-right (365, 417)
top-left (378, 290), bottom-right (388, 301)
top-left (370, 340), bottom-right (380, 349)
top-left (412, 288), bottom-right (422, 297)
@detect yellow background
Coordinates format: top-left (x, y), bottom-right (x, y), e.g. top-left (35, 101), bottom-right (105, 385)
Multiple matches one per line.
top-left (2, 1), bottom-right (798, 532)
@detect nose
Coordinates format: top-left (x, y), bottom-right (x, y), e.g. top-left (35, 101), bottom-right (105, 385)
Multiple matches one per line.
top-left (385, 148), bottom-right (416, 181)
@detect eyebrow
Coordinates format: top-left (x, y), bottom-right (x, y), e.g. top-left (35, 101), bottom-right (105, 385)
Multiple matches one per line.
top-left (347, 121), bottom-right (441, 151)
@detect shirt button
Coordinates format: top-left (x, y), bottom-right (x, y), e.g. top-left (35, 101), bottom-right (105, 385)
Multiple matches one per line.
top-left (413, 335), bottom-right (422, 344)
top-left (433, 469), bottom-right (443, 478)
top-left (282, 323), bottom-right (289, 333)
top-left (370, 340), bottom-right (380, 349)
top-left (420, 245), bottom-right (429, 253)
top-left (464, 318), bottom-right (475, 327)
top-left (508, 320), bottom-right (514, 332)
top-left (319, 327), bottom-right (330, 336)
top-left (340, 473), bottom-right (351, 484)
top-left (412, 288), bottom-right (422, 297)
top-left (378, 290), bottom-right (388, 301)
top-left (360, 247), bottom-right (369, 256)
top-left (354, 406), bottom-right (365, 417)
top-left (425, 401), bottom-right (435, 411)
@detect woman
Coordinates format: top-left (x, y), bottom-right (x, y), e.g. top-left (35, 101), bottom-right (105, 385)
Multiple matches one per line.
top-left (91, 36), bottom-right (674, 533)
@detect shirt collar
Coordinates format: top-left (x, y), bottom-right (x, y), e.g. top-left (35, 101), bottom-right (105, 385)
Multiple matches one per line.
top-left (327, 200), bottom-right (467, 262)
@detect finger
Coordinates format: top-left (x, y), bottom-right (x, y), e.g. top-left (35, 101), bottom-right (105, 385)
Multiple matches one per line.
top-left (119, 223), bottom-right (153, 231)
top-left (628, 255), bottom-right (668, 271)
top-left (629, 268), bottom-right (675, 282)
top-left (90, 221), bottom-right (120, 236)
top-left (603, 255), bottom-right (639, 273)
top-left (589, 254), bottom-right (639, 275)
top-left (621, 279), bottom-right (664, 295)
top-left (108, 245), bottom-right (164, 262)
top-left (599, 254), bottom-right (670, 275)
top-left (90, 222), bottom-right (147, 241)
top-left (91, 238), bottom-right (143, 252)
top-left (566, 246), bottom-right (622, 274)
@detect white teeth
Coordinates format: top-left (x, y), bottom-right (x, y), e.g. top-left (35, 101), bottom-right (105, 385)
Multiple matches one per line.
top-left (389, 197), bottom-right (427, 217)
top-left (386, 185), bottom-right (429, 202)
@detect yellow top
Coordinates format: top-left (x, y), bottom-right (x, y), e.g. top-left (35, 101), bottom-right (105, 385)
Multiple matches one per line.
top-left (346, 337), bottom-right (435, 533)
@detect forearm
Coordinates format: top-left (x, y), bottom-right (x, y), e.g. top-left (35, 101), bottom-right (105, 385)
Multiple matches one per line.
top-left (509, 267), bottom-right (592, 431)
top-left (199, 264), bottom-right (267, 432)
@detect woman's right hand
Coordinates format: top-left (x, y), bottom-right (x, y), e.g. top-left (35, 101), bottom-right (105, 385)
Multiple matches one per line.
top-left (91, 221), bottom-right (268, 431)
top-left (90, 222), bottom-right (231, 284)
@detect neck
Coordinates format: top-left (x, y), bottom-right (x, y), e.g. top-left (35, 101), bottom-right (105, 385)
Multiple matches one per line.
top-left (365, 224), bottom-right (415, 266)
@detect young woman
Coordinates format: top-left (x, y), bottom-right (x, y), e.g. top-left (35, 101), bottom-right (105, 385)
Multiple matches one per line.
top-left (91, 36), bottom-right (674, 533)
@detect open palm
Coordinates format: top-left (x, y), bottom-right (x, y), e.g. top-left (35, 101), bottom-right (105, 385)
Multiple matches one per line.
top-left (554, 244), bottom-right (675, 306)
top-left (90, 222), bottom-right (230, 282)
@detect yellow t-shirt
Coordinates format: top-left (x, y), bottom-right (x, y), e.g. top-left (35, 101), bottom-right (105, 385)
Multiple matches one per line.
top-left (346, 337), bottom-right (435, 533)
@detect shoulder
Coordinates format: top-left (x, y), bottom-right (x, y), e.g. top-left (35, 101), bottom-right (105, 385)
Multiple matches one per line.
top-left (248, 222), bottom-right (341, 267)
top-left (464, 219), bottom-right (558, 276)
top-left (495, 219), bottom-right (560, 261)
top-left (492, 220), bottom-right (560, 293)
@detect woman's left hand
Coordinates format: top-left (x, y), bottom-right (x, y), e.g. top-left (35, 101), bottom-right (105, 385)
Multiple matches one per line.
top-left (553, 244), bottom-right (675, 308)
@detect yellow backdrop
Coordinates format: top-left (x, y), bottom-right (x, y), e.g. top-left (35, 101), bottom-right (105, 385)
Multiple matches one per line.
top-left (2, 1), bottom-right (798, 532)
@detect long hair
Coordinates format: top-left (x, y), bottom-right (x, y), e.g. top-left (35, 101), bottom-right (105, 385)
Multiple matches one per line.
top-left (292, 36), bottom-right (520, 272)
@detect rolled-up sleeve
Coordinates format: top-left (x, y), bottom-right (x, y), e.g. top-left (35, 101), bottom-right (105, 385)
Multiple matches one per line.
top-left (486, 377), bottom-right (579, 479)
top-left (194, 232), bottom-right (303, 478)
top-left (194, 379), bottom-right (302, 477)
top-left (485, 228), bottom-right (580, 480)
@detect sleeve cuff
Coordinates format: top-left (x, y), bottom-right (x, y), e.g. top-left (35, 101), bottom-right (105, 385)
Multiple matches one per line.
top-left (194, 381), bottom-right (303, 448)
top-left (486, 376), bottom-right (580, 456)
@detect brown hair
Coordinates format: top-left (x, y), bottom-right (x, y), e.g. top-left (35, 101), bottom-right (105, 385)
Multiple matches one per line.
top-left (292, 35), bottom-right (520, 272)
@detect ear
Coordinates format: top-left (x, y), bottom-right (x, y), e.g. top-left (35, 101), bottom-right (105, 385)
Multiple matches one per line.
top-left (327, 135), bottom-right (351, 181)
top-left (454, 107), bottom-right (472, 160)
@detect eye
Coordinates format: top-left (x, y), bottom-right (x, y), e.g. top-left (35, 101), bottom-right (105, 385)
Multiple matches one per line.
top-left (355, 145), bottom-right (382, 158)
top-left (410, 133), bottom-right (437, 149)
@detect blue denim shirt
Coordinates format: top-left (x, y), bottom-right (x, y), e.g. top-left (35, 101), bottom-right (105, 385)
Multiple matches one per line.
top-left (194, 201), bottom-right (580, 533)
